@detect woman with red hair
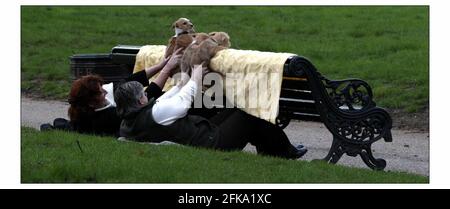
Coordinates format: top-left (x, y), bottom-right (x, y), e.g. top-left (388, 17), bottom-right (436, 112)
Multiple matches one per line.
top-left (63, 49), bottom-right (182, 136)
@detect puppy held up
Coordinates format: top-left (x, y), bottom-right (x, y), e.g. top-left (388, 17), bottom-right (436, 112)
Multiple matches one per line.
top-left (180, 32), bottom-right (231, 77)
top-left (165, 17), bottom-right (195, 58)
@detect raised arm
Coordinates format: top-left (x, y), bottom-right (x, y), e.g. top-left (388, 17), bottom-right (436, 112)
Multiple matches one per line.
top-left (119, 51), bottom-right (176, 89)
top-left (152, 48), bottom-right (183, 89)
top-left (142, 48), bottom-right (183, 99)
top-left (151, 64), bottom-right (205, 126)
top-left (143, 55), bottom-right (170, 78)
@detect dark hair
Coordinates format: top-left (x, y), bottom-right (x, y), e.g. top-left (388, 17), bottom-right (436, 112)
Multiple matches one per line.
top-left (68, 75), bottom-right (104, 123)
top-left (114, 81), bottom-right (145, 118)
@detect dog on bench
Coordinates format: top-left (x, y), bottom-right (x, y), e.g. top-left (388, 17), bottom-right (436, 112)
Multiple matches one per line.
top-left (209, 31), bottom-right (231, 48)
top-left (180, 32), bottom-right (231, 77)
top-left (164, 17), bottom-right (195, 58)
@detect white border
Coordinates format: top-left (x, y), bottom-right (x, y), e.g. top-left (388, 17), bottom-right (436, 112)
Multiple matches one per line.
top-left (3, 0), bottom-right (449, 189)
top-left (17, 0), bottom-right (432, 6)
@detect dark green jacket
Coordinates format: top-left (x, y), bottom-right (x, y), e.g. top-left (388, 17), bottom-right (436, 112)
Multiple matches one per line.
top-left (119, 99), bottom-right (220, 148)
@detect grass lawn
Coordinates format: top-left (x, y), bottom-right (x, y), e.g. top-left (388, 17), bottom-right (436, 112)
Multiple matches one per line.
top-left (21, 127), bottom-right (428, 183)
top-left (21, 6), bottom-right (428, 113)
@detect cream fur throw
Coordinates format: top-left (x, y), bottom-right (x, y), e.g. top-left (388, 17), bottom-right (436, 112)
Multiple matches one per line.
top-left (133, 45), bottom-right (295, 124)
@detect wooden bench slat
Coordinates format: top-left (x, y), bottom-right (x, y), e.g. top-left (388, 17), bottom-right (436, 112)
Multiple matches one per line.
top-left (280, 88), bottom-right (313, 100)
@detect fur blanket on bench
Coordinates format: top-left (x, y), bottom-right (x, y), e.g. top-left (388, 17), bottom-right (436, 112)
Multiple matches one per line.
top-left (133, 45), bottom-right (295, 124)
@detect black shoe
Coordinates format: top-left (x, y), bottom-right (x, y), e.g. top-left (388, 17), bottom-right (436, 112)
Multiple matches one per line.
top-left (285, 145), bottom-right (308, 159)
top-left (40, 123), bottom-right (54, 131)
top-left (295, 147), bottom-right (308, 158)
top-left (53, 118), bottom-right (71, 130)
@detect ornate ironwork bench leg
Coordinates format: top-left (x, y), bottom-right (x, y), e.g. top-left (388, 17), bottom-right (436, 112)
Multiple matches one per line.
top-left (285, 56), bottom-right (393, 170)
top-left (323, 136), bottom-right (388, 170)
top-left (360, 145), bottom-right (387, 171)
top-left (323, 136), bottom-right (345, 164)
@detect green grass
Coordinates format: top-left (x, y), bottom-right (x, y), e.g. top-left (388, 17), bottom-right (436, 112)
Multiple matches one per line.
top-left (21, 127), bottom-right (428, 183)
top-left (21, 6), bottom-right (428, 112)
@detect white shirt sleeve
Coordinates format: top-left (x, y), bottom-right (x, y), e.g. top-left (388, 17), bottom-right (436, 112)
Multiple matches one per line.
top-left (156, 84), bottom-right (181, 101)
top-left (152, 80), bottom-right (198, 126)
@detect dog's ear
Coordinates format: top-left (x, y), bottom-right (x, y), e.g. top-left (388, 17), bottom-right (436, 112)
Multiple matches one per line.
top-left (171, 21), bottom-right (176, 29)
top-left (221, 36), bottom-right (230, 48)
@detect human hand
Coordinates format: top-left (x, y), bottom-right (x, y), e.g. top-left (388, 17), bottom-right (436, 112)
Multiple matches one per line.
top-left (156, 55), bottom-right (171, 68)
top-left (161, 48), bottom-right (183, 74)
top-left (159, 46), bottom-right (183, 68)
top-left (144, 50), bottom-right (176, 75)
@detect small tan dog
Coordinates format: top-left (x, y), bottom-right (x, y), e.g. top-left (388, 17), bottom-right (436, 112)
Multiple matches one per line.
top-left (164, 18), bottom-right (195, 58)
top-left (209, 31), bottom-right (231, 48)
top-left (191, 33), bottom-right (210, 45)
top-left (180, 32), bottom-right (231, 76)
top-left (174, 34), bottom-right (194, 52)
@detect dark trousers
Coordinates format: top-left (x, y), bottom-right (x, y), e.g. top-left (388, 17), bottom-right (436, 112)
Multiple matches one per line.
top-left (191, 107), bottom-right (297, 158)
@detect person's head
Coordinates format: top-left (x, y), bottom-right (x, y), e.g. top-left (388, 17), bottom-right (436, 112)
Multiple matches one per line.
top-left (68, 75), bottom-right (107, 122)
top-left (114, 81), bottom-right (148, 118)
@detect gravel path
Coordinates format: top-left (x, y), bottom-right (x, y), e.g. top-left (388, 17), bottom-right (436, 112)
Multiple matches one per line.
top-left (21, 97), bottom-right (429, 176)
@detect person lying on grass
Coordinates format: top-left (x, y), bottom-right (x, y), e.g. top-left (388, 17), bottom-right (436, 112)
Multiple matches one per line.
top-left (41, 49), bottom-right (184, 136)
top-left (114, 64), bottom-right (308, 159)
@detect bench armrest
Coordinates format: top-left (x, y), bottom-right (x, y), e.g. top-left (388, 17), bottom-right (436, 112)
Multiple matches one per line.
top-left (323, 78), bottom-right (376, 111)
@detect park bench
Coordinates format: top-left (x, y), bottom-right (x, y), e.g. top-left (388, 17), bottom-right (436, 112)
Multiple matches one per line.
top-left (70, 45), bottom-right (393, 170)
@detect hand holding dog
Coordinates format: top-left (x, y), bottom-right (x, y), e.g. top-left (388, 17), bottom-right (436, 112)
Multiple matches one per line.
top-left (161, 48), bottom-right (183, 74)
top-left (176, 62), bottom-right (204, 88)
top-left (154, 55), bottom-right (170, 70)
top-left (144, 48), bottom-right (181, 78)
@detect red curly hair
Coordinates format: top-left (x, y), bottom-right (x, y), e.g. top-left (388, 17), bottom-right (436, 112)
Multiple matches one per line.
top-left (68, 75), bottom-right (104, 123)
